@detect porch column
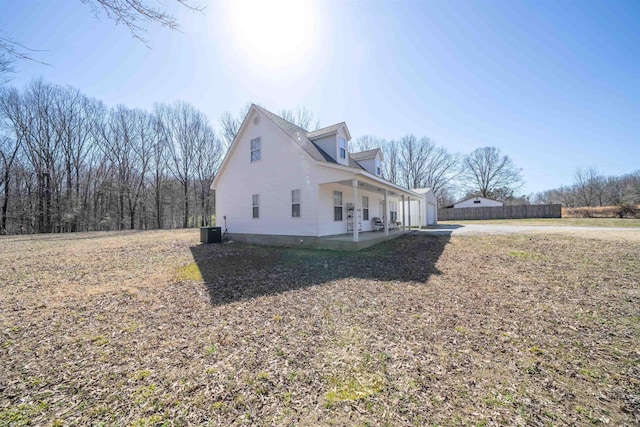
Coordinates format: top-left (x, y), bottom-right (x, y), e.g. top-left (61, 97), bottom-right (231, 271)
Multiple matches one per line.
top-left (402, 195), bottom-right (406, 232)
top-left (384, 189), bottom-right (389, 237)
top-left (408, 196), bottom-right (412, 231)
top-left (352, 179), bottom-right (359, 242)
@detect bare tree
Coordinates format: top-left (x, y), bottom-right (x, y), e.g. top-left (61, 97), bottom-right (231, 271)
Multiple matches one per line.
top-left (156, 101), bottom-right (213, 228)
top-left (603, 175), bottom-right (626, 206)
top-left (628, 170), bottom-right (640, 204)
top-left (350, 135), bottom-right (384, 153)
top-left (461, 146), bottom-right (523, 199)
top-left (2, 80), bottom-right (66, 232)
top-left (50, 86), bottom-right (99, 231)
top-left (398, 135), bottom-right (425, 189)
top-left (0, 53), bottom-right (14, 85)
top-left (81, 0), bottom-right (204, 43)
top-left (96, 106), bottom-right (155, 229)
top-left (0, 35), bottom-right (51, 83)
top-left (396, 135), bottom-right (460, 201)
top-left (1, 0), bottom-right (202, 79)
top-left (194, 129), bottom-right (222, 226)
top-left (150, 116), bottom-right (168, 228)
top-left (420, 143), bottom-right (459, 195)
top-left (574, 167), bottom-right (604, 207)
top-left (279, 106), bottom-right (320, 131)
top-left (218, 103), bottom-right (251, 149)
top-left (0, 135), bottom-right (22, 231)
top-left (382, 139), bottom-right (400, 184)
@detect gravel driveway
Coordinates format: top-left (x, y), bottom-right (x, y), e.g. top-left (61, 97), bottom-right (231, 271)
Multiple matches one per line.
top-left (420, 223), bottom-right (640, 241)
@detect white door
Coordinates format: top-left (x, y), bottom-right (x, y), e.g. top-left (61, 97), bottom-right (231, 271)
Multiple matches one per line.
top-left (427, 203), bottom-right (436, 225)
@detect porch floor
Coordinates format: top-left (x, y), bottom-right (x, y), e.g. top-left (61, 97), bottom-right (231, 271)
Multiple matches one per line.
top-left (317, 228), bottom-right (407, 251)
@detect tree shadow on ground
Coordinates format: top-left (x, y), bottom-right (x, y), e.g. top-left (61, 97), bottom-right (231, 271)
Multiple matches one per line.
top-left (189, 232), bottom-right (452, 307)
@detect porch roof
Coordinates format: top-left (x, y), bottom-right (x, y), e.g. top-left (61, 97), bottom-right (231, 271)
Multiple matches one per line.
top-left (317, 163), bottom-right (422, 199)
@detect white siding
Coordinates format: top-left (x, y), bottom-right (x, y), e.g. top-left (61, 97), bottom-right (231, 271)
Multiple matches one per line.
top-left (312, 134), bottom-right (337, 162)
top-left (216, 109), bottom-right (321, 236)
top-left (427, 203), bottom-right (437, 225)
top-left (318, 183), bottom-right (400, 236)
top-left (352, 153), bottom-right (382, 176)
top-left (336, 128), bottom-right (349, 167)
top-left (454, 197), bottom-right (503, 208)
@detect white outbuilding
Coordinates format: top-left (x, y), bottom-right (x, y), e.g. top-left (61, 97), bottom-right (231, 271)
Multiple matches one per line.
top-left (399, 187), bottom-right (438, 227)
top-left (448, 196), bottom-right (504, 208)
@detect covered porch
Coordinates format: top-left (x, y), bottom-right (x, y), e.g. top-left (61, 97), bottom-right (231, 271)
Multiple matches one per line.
top-left (318, 173), bottom-right (422, 243)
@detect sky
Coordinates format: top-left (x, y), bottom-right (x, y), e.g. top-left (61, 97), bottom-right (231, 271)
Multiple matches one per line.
top-left (1, 0), bottom-right (639, 196)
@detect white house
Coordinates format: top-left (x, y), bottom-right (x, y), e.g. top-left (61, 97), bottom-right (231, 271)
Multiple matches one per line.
top-left (211, 105), bottom-right (434, 246)
top-left (447, 196), bottom-right (504, 208)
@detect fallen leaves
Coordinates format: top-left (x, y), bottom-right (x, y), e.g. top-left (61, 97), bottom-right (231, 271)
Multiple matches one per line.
top-left (0, 230), bottom-right (638, 425)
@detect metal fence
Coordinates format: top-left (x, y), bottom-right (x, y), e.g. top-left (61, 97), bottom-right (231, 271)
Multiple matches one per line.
top-left (438, 204), bottom-right (562, 221)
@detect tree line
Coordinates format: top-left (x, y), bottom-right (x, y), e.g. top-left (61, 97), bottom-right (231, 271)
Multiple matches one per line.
top-left (350, 136), bottom-right (523, 207)
top-left (532, 167), bottom-right (640, 208)
top-left (0, 79), bottom-right (223, 233)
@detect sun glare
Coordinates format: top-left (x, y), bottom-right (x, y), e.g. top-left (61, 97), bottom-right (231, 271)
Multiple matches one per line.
top-left (227, 0), bottom-right (317, 68)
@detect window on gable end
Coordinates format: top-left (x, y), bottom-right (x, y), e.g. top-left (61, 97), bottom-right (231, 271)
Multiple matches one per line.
top-left (251, 137), bottom-right (261, 162)
top-left (339, 137), bottom-right (346, 159)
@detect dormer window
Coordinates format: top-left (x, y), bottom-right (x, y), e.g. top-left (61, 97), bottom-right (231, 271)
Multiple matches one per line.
top-left (339, 137), bottom-right (346, 159)
top-left (375, 157), bottom-right (381, 176)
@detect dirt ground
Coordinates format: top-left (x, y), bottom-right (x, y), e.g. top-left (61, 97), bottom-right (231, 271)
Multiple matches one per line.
top-left (0, 229), bottom-right (638, 426)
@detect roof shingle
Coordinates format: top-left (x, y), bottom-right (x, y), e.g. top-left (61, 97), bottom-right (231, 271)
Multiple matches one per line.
top-left (254, 105), bottom-right (363, 169)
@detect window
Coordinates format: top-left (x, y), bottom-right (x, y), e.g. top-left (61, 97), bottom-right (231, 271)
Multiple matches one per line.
top-left (252, 194), bottom-right (259, 218)
top-left (390, 201), bottom-right (398, 223)
top-left (333, 191), bottom-right (343, 221)
top-left (362, 196), bottom-right (369, 220)
top-left (339, 137), bottom-right (346, 159)
top-left (250, 137), bottom-right (261, 162)
top-left (291, 189), bottom-right (301, 217)
top-left (473, 200), bottom-right (481, 204)
top-left (375, 157), bottom-right (381, 176)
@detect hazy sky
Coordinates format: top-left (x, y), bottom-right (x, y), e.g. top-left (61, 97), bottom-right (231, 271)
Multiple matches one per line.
top-left (2, 0), bottom-right (639, 195)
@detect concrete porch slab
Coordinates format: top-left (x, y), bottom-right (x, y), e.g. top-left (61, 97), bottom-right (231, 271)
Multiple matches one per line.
top-left (224, 229), bottom-right (407, 251)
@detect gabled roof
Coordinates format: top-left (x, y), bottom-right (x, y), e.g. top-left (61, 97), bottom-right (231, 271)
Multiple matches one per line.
top-left (214, 104), bottom-right (420, 198)
top-left (411, 187), bottom-right (434, 195)
top-left (306, 122), bottom-right (351, 141)
top-left (445, 195), bottom-right (504, 208)
top-left (350, 148), bottom-right (382, 161)
top-left (254, 105), bottom-right (363, 169)
top-left (253, 105), bottom-right (332, 163)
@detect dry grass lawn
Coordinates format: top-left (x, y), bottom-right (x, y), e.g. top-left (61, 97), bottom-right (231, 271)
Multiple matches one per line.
top-left (0, 229), bottom-right (638, 426)
top-left (438, 217), bottom-right (640, 228)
